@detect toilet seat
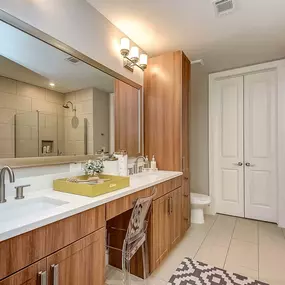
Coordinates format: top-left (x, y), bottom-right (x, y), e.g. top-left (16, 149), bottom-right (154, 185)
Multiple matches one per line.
top-left (191, 193), bottom-right (211, 205)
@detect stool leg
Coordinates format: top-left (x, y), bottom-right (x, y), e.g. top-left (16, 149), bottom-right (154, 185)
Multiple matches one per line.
top-left (142, 241), bottom-right (149, 280)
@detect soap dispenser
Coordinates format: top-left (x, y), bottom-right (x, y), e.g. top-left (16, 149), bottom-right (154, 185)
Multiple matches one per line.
top-left (151, 155), bottom-right (157, 170)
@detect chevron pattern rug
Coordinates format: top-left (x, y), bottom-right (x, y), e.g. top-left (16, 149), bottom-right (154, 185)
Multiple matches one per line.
top-left (168, 258), bottom-right (269, 285)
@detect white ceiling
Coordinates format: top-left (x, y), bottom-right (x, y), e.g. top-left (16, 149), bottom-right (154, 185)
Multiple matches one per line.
top-left (0, 21), bottom-right (114, 93)
top-left (87, 0), bottom-right (285, 72)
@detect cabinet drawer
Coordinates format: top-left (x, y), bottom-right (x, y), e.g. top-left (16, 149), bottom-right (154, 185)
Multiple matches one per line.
top-left (0, 259), bottom-right (46, 285)
top-left (106, 188), bottom-right (153, 220)
top-left (0, 206), bottom-right (105, 280)
top-left (153, 176), bottom-right (182, 200)
top-left (45, 205), bottom-right (105, 254)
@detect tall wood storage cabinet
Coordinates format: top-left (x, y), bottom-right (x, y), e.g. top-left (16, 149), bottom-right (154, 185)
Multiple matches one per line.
top-left (144, 51), bottom-right (191, 235)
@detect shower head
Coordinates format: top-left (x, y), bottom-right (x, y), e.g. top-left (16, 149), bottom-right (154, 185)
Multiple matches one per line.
top-left (63, 101), bottom-right (76, 111)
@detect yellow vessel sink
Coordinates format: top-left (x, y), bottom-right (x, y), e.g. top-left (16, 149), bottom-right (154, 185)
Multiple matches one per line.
top-left (53, 174), bottom-right (130, 197)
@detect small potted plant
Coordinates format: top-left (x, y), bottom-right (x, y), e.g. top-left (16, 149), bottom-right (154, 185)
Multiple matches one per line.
top-left (83, 159), bottom-right (104, 177)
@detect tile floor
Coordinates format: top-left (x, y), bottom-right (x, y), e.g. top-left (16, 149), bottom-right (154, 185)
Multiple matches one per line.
top-left (106, 214), bottom-right (285, 285)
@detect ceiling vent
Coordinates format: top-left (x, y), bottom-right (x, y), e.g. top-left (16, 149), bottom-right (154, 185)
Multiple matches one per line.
top-left (213, 0), bottom-right (234, 16)
top-left (65, 56), bottom-right (81, 65)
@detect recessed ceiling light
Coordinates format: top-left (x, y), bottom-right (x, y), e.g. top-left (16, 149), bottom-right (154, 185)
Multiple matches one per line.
top-left (49, 82), bottom-right (55, 87)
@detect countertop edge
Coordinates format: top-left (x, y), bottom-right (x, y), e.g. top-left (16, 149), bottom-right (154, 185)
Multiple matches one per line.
top-left (0, 171), bottom-right (183, 242)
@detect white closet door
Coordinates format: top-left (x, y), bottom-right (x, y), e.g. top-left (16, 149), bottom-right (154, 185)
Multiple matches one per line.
top-left (244, 70), bottom-right (277, 222)
top-left (213, 76), bottom-right (244, 217)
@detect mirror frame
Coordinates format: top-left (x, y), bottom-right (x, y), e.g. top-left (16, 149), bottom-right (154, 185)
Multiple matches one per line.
top-left (0, 9), bottom-right (143, 168)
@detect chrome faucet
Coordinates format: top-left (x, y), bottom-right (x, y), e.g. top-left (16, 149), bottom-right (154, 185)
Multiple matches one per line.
top-left (0, 166), bottom-right (15, 203)
top-left (134, 156), bottom-right (146, 174)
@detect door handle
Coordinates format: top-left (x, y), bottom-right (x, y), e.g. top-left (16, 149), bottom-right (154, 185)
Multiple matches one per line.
top-left (245, 162), bottom-right (255, 167)
top-left (51, 264), bottom-right (59, 285)
top-left (167, 197), bottom-right (171, 215)
top-left (38, 271), bottom-right (47, 285)
top-left (233, 162), bottom-right (243, 166)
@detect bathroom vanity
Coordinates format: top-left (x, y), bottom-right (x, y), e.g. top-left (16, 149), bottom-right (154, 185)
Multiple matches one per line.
top-left (0, 171), bottom-right (185, 284)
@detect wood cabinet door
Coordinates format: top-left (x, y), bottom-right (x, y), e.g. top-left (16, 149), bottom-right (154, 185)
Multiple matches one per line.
top-left (182, 183), bottom-right (190, 234)
top-left (169, 187), bottom-right (182, 248)
top-left (0, 259), bottom-right (46, 285)
top-left (150, 193), bottom-right (171, 272)
top-left (46, 228), bottom-right (105, 285)
top-left (114, 80), bottom-right (141, 156)
top-left (181, 52), bottom-right (191, 234)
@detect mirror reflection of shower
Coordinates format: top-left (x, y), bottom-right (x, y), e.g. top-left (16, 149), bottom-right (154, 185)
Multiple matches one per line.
top-left (63, 101), bottom-right (79, 129)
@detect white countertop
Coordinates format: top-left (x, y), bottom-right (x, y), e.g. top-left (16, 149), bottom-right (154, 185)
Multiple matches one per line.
top-left (0, 170), bottom-right (182, 242)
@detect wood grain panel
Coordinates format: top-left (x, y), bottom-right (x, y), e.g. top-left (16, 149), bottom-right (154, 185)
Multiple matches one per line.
top-left (47, 228), bottom-right (105, 285)
top-left (170, 187), bottom-right (182, 248)
top-left (0, 206), bottom-right (105, 280)
top-left (115, 80), bottom-right (141, 156)
top-left (0, 226), bottom-right (46, 280)
top-left (153, 176), bottom-right (182, 200)
top-left (144, 51), bottom-right (182, 171)
top-left (45, 206), bottom-right (105, 254)
top-left (0, 259), bottom-right (46, 285)
top-left (149, 193), bottom-right (170, 272)
top-left (182, 52), bottom-right (191, 234)
top-left (106, 188), bottom-right (152, 220)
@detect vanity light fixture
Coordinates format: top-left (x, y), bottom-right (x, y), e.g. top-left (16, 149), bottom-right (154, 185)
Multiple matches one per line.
top-left (120, 37), bottom-right (148, 72)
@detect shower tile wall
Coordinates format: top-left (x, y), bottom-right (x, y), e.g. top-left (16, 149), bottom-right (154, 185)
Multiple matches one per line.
top-left (0, 75), bottom-right (64, 158)
top-left (64, 88), bottom-right (94, 155)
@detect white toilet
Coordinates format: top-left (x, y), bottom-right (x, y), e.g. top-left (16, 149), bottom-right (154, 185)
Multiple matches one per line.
top-left (191, 192), bottom-right (211, 224)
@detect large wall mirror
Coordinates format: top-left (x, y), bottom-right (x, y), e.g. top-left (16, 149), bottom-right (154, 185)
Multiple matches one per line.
top-left (0, 17), bottom-right (142, 165)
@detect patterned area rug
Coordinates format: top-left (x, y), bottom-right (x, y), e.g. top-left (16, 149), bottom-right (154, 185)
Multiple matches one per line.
top-left (168, 258), bottom-right (269, 285)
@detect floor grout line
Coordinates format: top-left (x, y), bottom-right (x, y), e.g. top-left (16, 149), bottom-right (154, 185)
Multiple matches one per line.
top-left (222, 217), bottom-right (237, 269)
top-left (193, 214), bottom-right (219, 260)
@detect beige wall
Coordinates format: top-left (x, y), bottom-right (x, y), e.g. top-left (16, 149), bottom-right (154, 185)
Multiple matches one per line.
top-left (64, 88), bottom-right (94, 156)
top-left (93, 87), bottom-right (110, 153)
top-left (0, 75), bottom-right (64, 158)
top-left (190, 65), bottom-right (209, 195)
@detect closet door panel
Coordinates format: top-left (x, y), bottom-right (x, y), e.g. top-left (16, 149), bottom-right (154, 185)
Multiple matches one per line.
top-left (244, 70), bottom-right (277, 222)
top-left (212, 76), bottom-right (244, 217)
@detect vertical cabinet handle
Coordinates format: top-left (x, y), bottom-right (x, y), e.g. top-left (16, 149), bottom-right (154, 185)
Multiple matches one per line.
top-left (182, 157), bottom-right (185, 172)
top-left (38, 271), bottom-right (47, 285)
top-left (51, 264), bottom-right (59, 285)
top-left (171, 197), bottom-right (173, 214)
top-left (167, 197), bottom-right (171, 215)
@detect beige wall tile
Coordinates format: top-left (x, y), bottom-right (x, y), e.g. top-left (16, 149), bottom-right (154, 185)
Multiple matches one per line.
top-left (46, 89), bottom-right (64, 105)
top-left (16, 111), bottom-right (38, 127)
top-left (0, 76), bottom-right (17, 94)
top-left (17, 81), bottom-right (46, 100)
top-left (76, 100), bottom-right (93, 115)
top-left (16, 125), bottom-right (33, 140)
top-left (0, 108), bottom-right (16, 125)
top-left (0, 123), bottom-right (14, 140)
top-left (16, 140), bottom-right (38, 158)
top-left (0, 139), bottom-right (14, 156)
top-left (32, 98), bottom-right (58, 114)
top-left (76, 88), bottom-right (93, 102)
top-left (0, 92), bottom-right (32, 111)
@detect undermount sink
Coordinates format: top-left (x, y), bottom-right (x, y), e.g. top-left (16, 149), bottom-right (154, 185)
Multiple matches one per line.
top-left (0, 197), bottom-right (69, 223)
top-left (132, 172), bottom-right (160, 180)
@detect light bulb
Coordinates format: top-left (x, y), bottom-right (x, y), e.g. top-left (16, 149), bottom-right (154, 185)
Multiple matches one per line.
top-left (120, 38), bottom-right (130, 56)
top-left (139, 54), bottom-right (148, 70)
top-left (49, 82), bottom-right (55, 87)
top-left (130, 46), bottom-right (139, 63)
